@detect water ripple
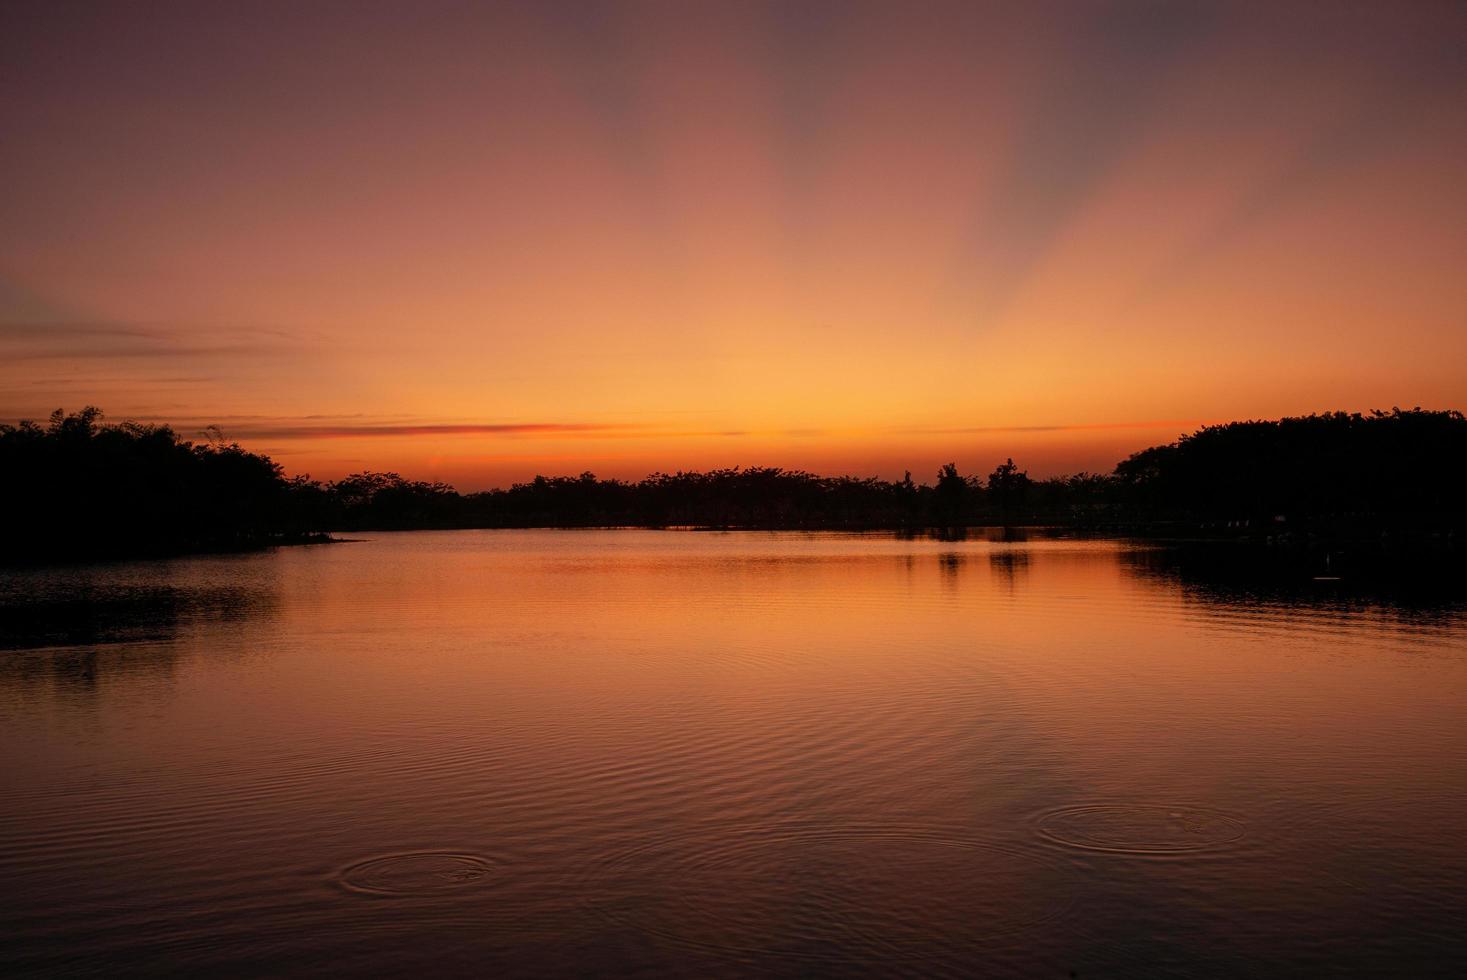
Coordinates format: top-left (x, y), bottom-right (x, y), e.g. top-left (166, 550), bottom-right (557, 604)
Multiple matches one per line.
top-left (1034, 804), bottom-right (1246, 856)
top-left (580, 825), bottom-right (1075, 963)
top-left (336, 852), bottom-right (497, 897)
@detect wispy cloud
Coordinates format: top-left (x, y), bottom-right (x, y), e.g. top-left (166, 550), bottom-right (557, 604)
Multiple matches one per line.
top-left (217, 421), bottom-right (653, 440)
top-left (0, 321), bottom-right (306, 362)
top-left (212, 418), bottom-right (1196, 442)
top-left (897, 419), bottom-right (1206, 435)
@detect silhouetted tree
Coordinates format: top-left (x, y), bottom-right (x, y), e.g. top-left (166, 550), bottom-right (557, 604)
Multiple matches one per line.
top-left (986, 458), bottom-right (1032, 521)
top-left (5, 406), bottom-right (1463, 562)
top-left (1114, 408), bottom-right (1467, 530)
top-left (934, 463), bottom-right (968, 526)
top-left (0, 407), bottom-right (324, 561)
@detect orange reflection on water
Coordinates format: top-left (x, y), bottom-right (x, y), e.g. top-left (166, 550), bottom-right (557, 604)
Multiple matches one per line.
top-left (1, 531), bottom-right (1465, 975)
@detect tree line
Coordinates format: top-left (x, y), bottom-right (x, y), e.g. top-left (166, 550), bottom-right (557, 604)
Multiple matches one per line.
top-left (2, 407), bottom-right (1463, 561)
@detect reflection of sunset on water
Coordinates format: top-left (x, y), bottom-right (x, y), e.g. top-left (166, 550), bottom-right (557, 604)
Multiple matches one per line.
top-left (3, 531), bottom-right (1464, 974)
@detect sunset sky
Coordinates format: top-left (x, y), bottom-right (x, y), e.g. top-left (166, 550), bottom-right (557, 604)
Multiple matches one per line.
top-left (3, 1), bottom-right (1465, 489)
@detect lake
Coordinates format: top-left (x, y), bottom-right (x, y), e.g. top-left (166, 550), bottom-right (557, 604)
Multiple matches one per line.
top-left (2, 530), bottom-right (1465, 977)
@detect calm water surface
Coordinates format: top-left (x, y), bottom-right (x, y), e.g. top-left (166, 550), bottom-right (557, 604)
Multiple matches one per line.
top-left (2, 531), bottom-right (1465, 977)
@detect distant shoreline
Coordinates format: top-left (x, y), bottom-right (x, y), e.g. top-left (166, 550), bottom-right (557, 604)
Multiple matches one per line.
top-left (4, 407), bottom-right (1462, 565)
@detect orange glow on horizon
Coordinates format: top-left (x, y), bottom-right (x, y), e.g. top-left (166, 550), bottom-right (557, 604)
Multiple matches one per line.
top-left (3, 2), bottom-right (1465, 489)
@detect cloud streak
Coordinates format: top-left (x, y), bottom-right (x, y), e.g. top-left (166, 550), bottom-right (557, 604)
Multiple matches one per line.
top-left (155, 417), bottom-right (1203, 443)
top-left (897, 419), bottom-right (1207, 435)
top-left (0, 321), bottom-right (307, 362)
top-left (219, 422), bottom-right (653, 440)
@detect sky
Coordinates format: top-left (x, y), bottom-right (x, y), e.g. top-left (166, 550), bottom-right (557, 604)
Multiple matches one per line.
top-left (3, 1), bottom-right (1465, 490)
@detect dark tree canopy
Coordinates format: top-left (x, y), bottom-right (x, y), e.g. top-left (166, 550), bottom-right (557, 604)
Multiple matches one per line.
top-left (3, 406), bottom-right (1463, 562)
top-left (0, 407), bottom-right (305, 560)
top-left (986, 458), bottom-right (1032, 515)
top-left (1115, 409), bottom-right (1467, 525)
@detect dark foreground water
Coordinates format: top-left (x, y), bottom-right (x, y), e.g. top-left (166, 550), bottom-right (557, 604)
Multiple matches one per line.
top-left (2, 530), bottom-right (1465, 977)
